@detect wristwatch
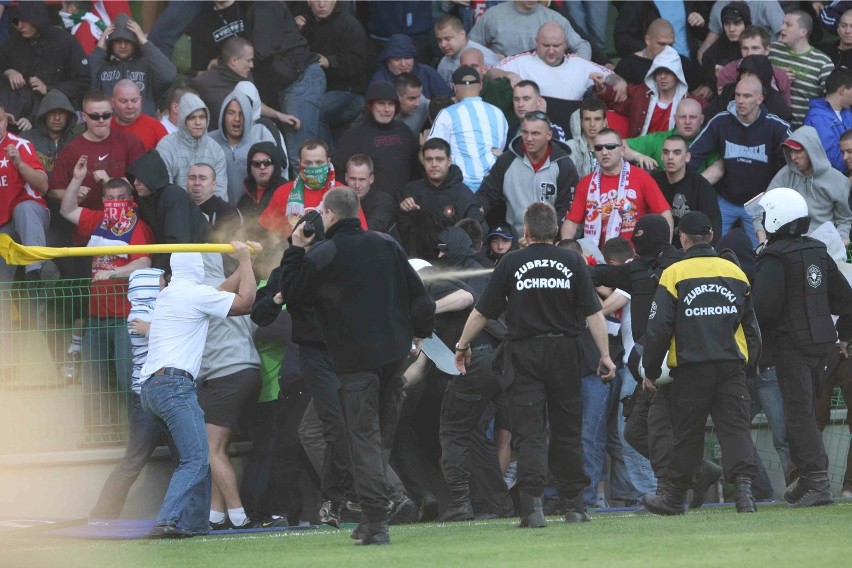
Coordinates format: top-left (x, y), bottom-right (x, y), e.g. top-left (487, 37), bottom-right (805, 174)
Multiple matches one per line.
top-left (454, 343), bottom-right (471, 352)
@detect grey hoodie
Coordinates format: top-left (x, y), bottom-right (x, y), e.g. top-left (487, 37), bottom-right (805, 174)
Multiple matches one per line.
top-left (759, 125), bottom-right (852, 237)
top-left (21, 89), bottom-right (79, 174)
top-left (155, 93), bottom-right (229, 200)
top-left (209, 86), bottom-right (276, 206)
top-left (197, 253), bottom-right (260, 381)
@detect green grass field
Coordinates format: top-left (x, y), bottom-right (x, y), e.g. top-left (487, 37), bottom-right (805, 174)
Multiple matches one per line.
top-left (3, 503), bottom-right (852, 568)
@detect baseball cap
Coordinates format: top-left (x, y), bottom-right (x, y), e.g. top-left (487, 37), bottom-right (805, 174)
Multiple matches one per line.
top-left (452, 66), bottom-right (481, 85)
top-left (486, 223), bottom-right (514, 240)
top-left (678, 211), bottom-right (713, 236)
top-left (782, 139), bottom-right (805, 151)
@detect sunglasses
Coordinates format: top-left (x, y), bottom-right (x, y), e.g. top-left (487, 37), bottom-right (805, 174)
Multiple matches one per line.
top-left (524, 110), bottom-right (550, 123)
top-left (594, 143), bottom-right (620, 152)
top-left (84, 111), bottom-right (113, 121)
top-left (251, 158), bottom-right (274, 168)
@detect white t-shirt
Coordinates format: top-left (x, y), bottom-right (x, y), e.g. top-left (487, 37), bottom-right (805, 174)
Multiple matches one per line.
top-left (495, 53), bottom-right (611, 101)
top-left (139, 281), bottom-right (235, 383)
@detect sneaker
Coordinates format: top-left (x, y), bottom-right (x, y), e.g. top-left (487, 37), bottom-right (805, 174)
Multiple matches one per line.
top-left (388, 495), bottom-right (418, 525)
top-left (594, 493), bottom-right (609, 509)
top-left (841, 488), bottom-right (852, 499)
top-left (346, 500), bottom-right (362, 513)
top-left (320, 501), bottom-right (342, 528)
top-left (251, 515), bottom-right (289, 528)
top-left (210, 519), bottom-right (231, 531)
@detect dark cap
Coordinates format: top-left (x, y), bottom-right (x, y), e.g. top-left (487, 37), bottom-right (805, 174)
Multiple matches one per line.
top-left (452, 66), bottom-right (481, 85)
top-left (782, 138), bottom-right (805, 151)
top-left (486, 223), bottom-right (514, 240)
top-left (721, 5), bottom-right (745, 23)
top-left (678, 211), bottom-right (713, 236)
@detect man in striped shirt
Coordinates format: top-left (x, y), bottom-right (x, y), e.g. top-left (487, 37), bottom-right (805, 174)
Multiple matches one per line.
top-left (428, 66), bottom-right (508, 192)
top-left (770, 10), bottom-right (834, 128)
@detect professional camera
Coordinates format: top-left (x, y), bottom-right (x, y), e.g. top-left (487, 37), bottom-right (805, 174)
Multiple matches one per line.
top-left (291, 209), bottom-right (325, 242)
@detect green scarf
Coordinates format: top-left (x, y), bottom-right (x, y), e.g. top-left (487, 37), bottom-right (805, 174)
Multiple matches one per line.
top-left (286, 162), bottom-right (335, 217)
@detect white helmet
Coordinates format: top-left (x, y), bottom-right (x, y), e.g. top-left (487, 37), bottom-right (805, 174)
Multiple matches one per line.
top-left (408, 258), bottom-right (432, 273)
top-left (758, 188), bottom-right (809, 234)
top-left (642, 352), bottom-right (673, 385)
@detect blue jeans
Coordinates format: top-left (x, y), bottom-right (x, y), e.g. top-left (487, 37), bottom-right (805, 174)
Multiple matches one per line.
top-left (82, 316), bottom-right (134, 430)
top-left (564, 1), bottom-right (609, 55)
top-left (90, 394), bottom-right (176, 519)
top-left (149, 1), bottom-right (209, 58)
top-left (140, 374), bottom-right (210, 533)
top-left (319, 91), bottom-right (365, 147)
top-left (615, 367), bottom-right (657, 496)
top-left (278, 62), bottom-right (326, 172)
top-left (717, 194), bottom-right (758, 246)
top-left (581, 373), bottom-right (612, 506)
top-left (748, 365), bottom-right (791, 495)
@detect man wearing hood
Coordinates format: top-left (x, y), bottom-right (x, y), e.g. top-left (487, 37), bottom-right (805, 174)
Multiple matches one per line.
top-left (90, 13), bottom-right (177, 119)
top-left (210, 86), bottom-right (277, 206)
top-left (259, 139), bottom-right (366, 239)
top-left (238, 141), bottom-right (287, 226)
top-left (770, 10), bottom-right (835, 128)
top-left (156, 93), bottom-right (228, 200)
top-left (110, 80), bottom-right (167, 152)
top-left (140, 246), bottom-right (260, 538)
top-left (0, 2), bottom-right (89, 121)
top-left (59, 168), bottom-right (155, 440)
top-left (127, 150), bottom-right (211, 270)
top-left (398, 138), bottom-right (483, 260)
top-left (370, 34), bottom-right (452, 100)
top-left (704, 54), bottom-right (792, 123)
top-left (594, 46), bottom-right (705, 140)
top-left (756, 126), bottom-right (852, 245)
top-left (333, 81), bottom-right (419, 198)
top-left (804, 67), bottom-right (852, 174)
top-left (49, 91), bottom-right (144, 210)
top-left (22, 89), bottom-right (80, 175)
top-left (688, 75), bottom-right (791, 245)
top-left (485, 223), bottom-right (518, 266)
top-left (700, 2), bottom-right (752, 93)
top-left (478, 111), bottom-right (578, 238)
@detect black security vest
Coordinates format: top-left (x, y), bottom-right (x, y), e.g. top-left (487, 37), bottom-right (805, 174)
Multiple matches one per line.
top-left (760, 237), bottom-right (837, 347)
top-left (628, 246), bottom-right (685, 340)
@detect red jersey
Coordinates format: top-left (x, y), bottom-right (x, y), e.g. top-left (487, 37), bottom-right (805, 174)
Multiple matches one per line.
top-left (49, 130), bottom-right (145, 210)
top-left (78, 207), bottom-right (154, 318)
top-left (259, 181), bottom-right (367, 236)
top-left (567, 164), bottom-right (671, 247)
top-left (0, 133), bottom-right (47, 225)
top-left (111, 115), bottom-right (168, 152)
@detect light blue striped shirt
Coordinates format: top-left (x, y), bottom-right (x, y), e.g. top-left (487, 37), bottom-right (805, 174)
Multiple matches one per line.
top-left (428, 97), bottom-right (508, 191)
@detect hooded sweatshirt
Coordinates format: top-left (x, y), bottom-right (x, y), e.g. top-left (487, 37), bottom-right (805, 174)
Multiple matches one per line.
top-left (155, 93), bottom-right (229, 200)
top-left (704, 54), bottom-right (792, 123)
top-left (127, 150), bottom-right (211, 269)
top-left (689, 100), bottom-right (791, 205)
top-left (369, 34), bottom-right (453, 99)
top-left (210, 88), bottom-right (276, 206)
top-left (759, 125), bottom-right (852, 237)
top-left (600, 46), bottom-right (698, 138)
top-left (197, 253), bottom-right (261, 382)
top-left (238, 141), bottom-right (287, 220)
top-left (89, 13), bottom-right (177, 118)
top-left (232, 81), bottom-right (289, 172)
top-left (0, 2), bottom-right (90, 120)
top-left (140, 252), bottom-right (236, 383)
top-left (22, 89), bottom-right (80, 174)
top-left (128, 268), bottom-right (164, 394)
top-left (803, 97), bottom-right (852, 174)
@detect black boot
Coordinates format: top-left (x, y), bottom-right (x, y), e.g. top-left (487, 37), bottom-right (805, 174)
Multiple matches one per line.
top-left (642, 483), bottom-right (687, 516)
top-left (419, 495), bottom-right (439, 522)
top-left (784, 475), bottom-right (808, 504)
top-left (439, 501), bottom-right (474, 522)
top-left (791, 471), bottom-right (834, 508)
top-left (734, 475), bottom-right (757, 513)
top-left (517, 493), bottom-right (546, 528)
top-left (355, 521), bottom-right (390, 545)
top-left (562, 493), bottom-right (591, 524)
top-left (689, 460), bottom-right (722, 510)
top-left (350, 513), bottom-right (368, 540)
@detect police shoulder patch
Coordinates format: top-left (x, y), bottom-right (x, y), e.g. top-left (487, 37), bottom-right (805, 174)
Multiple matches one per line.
top-left (807, 264), bottom-right (822, 289)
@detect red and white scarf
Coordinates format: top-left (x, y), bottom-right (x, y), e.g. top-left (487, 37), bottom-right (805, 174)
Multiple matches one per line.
top-left (584, 160), bottom-right (630, 245)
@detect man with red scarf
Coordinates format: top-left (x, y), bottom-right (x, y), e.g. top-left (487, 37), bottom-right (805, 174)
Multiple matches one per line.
top-left (259, 138), bottom-right (366, 237)
top-left (60, 155), bottom-right (155, 442)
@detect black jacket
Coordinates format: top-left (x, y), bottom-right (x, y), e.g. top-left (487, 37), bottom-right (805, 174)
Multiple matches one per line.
top-left (296, 3), bottom-right (367, 94)
top-left (613, 1), bottom-right (709, 57)
top-left (398, 165), bottom-right (483, 261)
top-left (127, 150), bottom-right (212, 269)
top-left (0, 2), bottom-right (90, 120)
top-left (360, 187), bottom-right (399, 236)
top-left (279, 218), bottom-right (435, 373)
top-left (642, 243), bottom-right (761, 378)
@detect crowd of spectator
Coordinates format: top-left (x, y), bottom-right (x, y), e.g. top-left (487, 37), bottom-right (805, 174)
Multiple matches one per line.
top-left (1, 0), bottom-right (851, 529)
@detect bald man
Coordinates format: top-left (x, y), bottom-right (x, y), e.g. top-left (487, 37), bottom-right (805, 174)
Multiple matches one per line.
top-left (110, 79), bottom-right (168, 151)
top-left (687, 75), bottom-right (791, 245)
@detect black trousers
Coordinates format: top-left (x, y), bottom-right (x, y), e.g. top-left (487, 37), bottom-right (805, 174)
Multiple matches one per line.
top-left (816, 354), bottom-right (852, 489)
top-left (624, 383), bottom-right (673, 479)
top-left (666, 361), bottom-right (758, 487)
top-left (508, 336), bottom-right (588, 499)
top-left (338, 360), bottom-right (404, 522)
top-left (775, 341), bottom-right (830, 473)
top-left (439, 345), bottom-right (510, 509)
top-left (299, 345), bottom-right (354, 503)
top-left (391, 379), bottom-right (440, 502)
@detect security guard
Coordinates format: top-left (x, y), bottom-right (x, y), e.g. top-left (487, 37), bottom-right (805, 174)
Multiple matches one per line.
top-left (752, 188), bottom-right (852, 507)
top-left (640, 211), bottom-right (760, 515)
top-left (454, 202), bottom-right (616, 528)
